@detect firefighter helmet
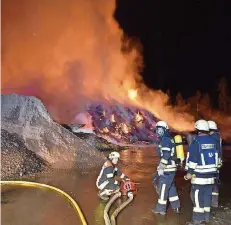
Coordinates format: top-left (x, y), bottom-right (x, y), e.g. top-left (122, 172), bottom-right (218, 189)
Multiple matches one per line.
top-left (195, 120), bottom-right (209, 132)
top-left (207, 120), bottom-right (218, 130)
top-left (108, 151), bottom-right (120, 160)
top-left (156, 121), bottom-right (169, 129)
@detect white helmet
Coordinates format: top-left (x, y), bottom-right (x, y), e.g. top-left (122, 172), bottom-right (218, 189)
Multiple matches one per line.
top-left (108, 151), bottom-right (120, 160)
top-left (207, 120), bottom-right (218, 130)
top-left (195, 120), bottom-right (209, 132)
top-left (156, 121), bottom-right (169, 129)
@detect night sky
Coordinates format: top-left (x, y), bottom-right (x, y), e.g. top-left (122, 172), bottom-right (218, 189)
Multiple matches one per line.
top-left (115, 0), bottom-right (231, 99)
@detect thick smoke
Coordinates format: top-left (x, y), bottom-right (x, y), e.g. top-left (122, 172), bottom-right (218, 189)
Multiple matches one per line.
top-left (2, 0), bottom-right (194, 130)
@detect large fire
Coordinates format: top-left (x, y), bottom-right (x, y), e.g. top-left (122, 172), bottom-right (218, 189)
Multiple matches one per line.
top-left (128, 89), bottom-right (138, 101)
top-left (2, 0), bottom-right (230, 140)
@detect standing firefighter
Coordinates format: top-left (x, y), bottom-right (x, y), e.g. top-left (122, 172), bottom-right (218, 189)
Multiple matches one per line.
top-left (185, 120), bottom-right (218, 225)
top-left (96, 152), bottom-right (129, 201)
top-left (152, 121), bottom-right (180, 215)
top-left (208, 120), bottom-right (222, 208)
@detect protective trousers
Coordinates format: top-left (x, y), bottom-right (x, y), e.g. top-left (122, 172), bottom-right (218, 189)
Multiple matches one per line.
top-left (155, 172), bottom-right (180, 212)
top-left (211, 183), bottom-right (219, 207)
top-left (99, 181), bottom-right (120, 197)
top-left (191, 184), bottom-right (213, 222)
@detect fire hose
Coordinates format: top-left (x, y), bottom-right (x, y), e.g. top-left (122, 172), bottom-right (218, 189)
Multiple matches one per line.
top-left (0, 181), bottom-right (87, 225)
top-left (104, 180), bottom-right (136, 225)
top-left (104, 192), bottom-right (122, 225)
top-left (110, 192), bottom-right (134, 225)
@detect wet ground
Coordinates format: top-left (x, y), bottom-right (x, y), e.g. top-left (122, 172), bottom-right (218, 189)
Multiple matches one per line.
top-left (2, 146), bottom-right (231, 225)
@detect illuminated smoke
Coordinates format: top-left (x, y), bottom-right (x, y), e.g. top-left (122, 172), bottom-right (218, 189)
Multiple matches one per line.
top-left (2, 0), bottom-right (194, 131)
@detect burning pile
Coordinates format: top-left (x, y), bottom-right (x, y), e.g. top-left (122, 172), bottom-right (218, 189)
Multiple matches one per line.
top-left (73, 102), bottom-right (159, 144)
top-left (2, 0), bottom-right (195, 136)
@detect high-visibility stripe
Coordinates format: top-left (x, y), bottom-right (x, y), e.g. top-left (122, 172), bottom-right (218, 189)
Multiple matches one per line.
top-left (195, 189), bottom-right (200, 209)
top-left (193, 190), bottom-right (204, 212)
top-left (193, 207), bottom-right (204, 213)
top-left (160, 184), bottom-right (166, 202)
top-left (100, 189), bottom-right (113, 196)
top-left (191, 177), bottom-right (215, 185)
top-left (164, 168), bottom-right (177, 172)
top-left (215, 153), bottom-right (218, 167)
top-left (212, 192), bottom-right (219, 196)
top-left (161, 147), bottom-right (171, 151)
top-left (201, 154), bottom-right (205, 166)
top-left (166, 164), bottom-right (177, 168)
top-left (160, 158), bottom-right (168, 164)
top-left (169, 196), bottom-right (179, 202)
top-left (189, 161), bottom-right (197, 169)
top-left (97, 180), bottom-right (109, 190)
top-left (185, 152), bottom-right (190, 170)
top-left (106, 173), bottom-right (114, 178)
top-left (194, 168), bottom-right (217, 173)
top-left (96, 166), bottom-right (105, 187)
top-left (158, 199), bottom-right (167, 204)
top-left (204, 207), bottom-right (210, 212)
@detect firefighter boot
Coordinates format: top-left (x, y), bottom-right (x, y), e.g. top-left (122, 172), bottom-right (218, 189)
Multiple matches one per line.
top-left (173, 208), bottom-right (181, 214)
top-left (152, 208), bottom-right (166, 216)
top-left (98, 190), bottom-right (109, 201)
top-left (185, 221), bottom-right (206, 225)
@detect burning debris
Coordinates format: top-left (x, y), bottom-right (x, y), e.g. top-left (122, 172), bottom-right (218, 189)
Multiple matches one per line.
top-left (2, 0), bottom-right (195, 134)
top-left (69, 102), bottom-right (159, 145)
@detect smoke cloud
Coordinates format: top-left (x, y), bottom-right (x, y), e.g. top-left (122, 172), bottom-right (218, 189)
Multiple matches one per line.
top-left (2, 0), bottom-right (194, 130)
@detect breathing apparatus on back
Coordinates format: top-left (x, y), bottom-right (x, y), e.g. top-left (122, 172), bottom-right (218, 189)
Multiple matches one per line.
top-left (173, 135), bottom-right (185, 166)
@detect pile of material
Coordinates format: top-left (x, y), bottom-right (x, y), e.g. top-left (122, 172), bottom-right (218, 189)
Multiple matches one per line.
top-left (1, 129), bottom-right (46, 180)
top-left (1, 94), bottom-right (105, 179)
top-left (72, 103), bottom-right (159, 144)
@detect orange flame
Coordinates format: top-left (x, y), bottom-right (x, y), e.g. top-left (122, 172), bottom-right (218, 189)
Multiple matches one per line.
top-left (128, 89), bottom-right (138, 101)
top-left (2, 0), bottom-right (194, 131)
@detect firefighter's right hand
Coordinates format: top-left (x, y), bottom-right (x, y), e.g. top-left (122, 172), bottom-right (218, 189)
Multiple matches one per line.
top-left (184, 173), bottom-right (192, 180)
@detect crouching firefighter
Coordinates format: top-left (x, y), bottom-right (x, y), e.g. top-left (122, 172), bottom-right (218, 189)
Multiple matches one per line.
top-left (185, 120), bottom-right (218, 225)
top-left (208, 120), bottom-right (222, 208)
top-left (96, 151), bottom-right (129, 201)
top-left (152, 121), bottom-right (180, 215)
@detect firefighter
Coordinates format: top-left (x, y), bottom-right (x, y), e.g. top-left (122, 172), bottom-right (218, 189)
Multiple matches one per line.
top-left (185, 120), bottom-right (218, 225)
top-left (208, 120), bottom-right (222, 208)
top-left (96, 151), bottom-right (129, 200)
top-left (152, 121), bottom-right (180, 215)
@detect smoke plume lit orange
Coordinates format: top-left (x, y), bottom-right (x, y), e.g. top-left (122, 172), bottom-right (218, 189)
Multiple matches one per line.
top-left (2, 0), bottom-right (195, 131)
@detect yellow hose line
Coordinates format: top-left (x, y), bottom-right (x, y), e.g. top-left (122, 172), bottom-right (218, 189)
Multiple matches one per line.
top-left (1, 181), bottom-right (87, 225)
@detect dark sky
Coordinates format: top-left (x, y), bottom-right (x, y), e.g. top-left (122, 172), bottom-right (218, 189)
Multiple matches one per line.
top-left (115, 0), bottom-right (231, 99)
